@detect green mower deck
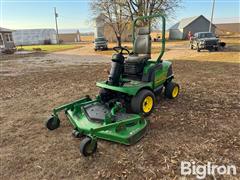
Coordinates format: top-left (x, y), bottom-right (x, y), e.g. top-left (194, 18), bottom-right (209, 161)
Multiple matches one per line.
top-left (46, 96), bottom-right (148, 156)
top-left (65, 101), bottom-right (148, 145)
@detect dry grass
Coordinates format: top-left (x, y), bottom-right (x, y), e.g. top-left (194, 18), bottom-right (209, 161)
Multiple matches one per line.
top-left (81, 36), bottom-right (94, 42)
top-left (95, 37), bottom-right (240, 63)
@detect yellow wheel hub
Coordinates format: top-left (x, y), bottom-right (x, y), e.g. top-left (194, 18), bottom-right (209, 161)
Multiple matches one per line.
top-left (142, 96), bottom-right (153, 113)
top-left (172, 86), bottom-right (179, 98)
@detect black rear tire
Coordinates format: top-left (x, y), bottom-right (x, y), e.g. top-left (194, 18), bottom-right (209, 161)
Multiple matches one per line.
top-left (80, 137), bottom-right (97, 156)
top-left (165, 82), bottom-right (180, 99)
top-left (46, 116), bottom-right (60, 130)
top-left (131, 89), bottom-right (155, 116)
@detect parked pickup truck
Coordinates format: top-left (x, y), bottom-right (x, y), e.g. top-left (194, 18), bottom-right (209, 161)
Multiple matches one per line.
top-left (190, 32), bottom-right (220, 52)
top-left (94, 37), bottom-right (108, 51)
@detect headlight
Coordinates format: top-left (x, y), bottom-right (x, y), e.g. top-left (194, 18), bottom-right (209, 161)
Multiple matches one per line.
top-left (200, 40), bottom-right (205, 44)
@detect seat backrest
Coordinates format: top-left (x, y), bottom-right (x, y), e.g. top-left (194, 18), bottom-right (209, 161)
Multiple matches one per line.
top-left (133, 27), bottom-right (151, 55)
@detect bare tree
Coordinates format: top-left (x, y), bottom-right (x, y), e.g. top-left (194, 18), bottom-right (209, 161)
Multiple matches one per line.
top-left (91, 0), bottom-right (181, 46)
top-left (91, 0), bottom-right (131, 47)
top-left (126, 0), bottom-right (181, 20)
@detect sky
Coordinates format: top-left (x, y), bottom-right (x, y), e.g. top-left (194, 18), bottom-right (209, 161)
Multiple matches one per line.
top-left (0, 0), bottom-right (239, 32)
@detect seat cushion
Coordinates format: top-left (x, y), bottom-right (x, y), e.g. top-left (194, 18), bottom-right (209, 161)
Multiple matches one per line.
top-left (125, 54), bottom-right (150, 63)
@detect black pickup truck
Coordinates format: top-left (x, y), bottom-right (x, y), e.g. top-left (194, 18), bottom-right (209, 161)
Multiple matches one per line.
top-left (190, 32), bottom-right (220, 52)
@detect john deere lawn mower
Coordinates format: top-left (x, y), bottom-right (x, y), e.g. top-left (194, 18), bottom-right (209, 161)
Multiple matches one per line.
top-left (45, 13), bottom-right (180, 156)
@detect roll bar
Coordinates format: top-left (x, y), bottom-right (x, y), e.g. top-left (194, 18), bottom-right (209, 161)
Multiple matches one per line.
top-left (132, 13), bottom-right (166, 63)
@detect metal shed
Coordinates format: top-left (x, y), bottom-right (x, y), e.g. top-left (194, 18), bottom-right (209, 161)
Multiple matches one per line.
top-left (169, 15), bottom-right (216, 40)
top-left (12, 29), bottom-right (57, 45)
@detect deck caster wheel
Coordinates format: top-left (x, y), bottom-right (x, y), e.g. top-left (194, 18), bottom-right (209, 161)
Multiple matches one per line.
top-left (72, 129), bottom-right (83, 138)
top-left (165, 82), bottom-right (180, 99)
top-left (80, 137), bottom-right (97, 156)
top-left (45, 116), bottom-right (60, 130)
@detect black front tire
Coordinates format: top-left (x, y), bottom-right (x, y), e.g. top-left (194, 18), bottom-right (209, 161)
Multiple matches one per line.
top-left (131, 89), bottom-right (155, 116)
top-left (46, 116), bottom-right (60, 130)
top-left (80, 137), bottom-right (97, 156)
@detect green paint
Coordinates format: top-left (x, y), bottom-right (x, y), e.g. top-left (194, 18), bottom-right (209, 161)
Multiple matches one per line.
top-left (96, 80), bottom-right (153, 96)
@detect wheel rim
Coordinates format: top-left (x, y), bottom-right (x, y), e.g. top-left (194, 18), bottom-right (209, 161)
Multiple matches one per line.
top-left (172, 86), bottom-right (179, 98)
top-left (142, 96), bottom-right (153, 113)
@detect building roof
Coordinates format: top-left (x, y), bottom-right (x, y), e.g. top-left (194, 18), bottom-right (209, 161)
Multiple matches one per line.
top-left (169, 15), bottom-right (215, 30)
top-left (14, 28), bottom-right (56, 32)
top-left (58, 29), bottom-right (80, 34)
top-left (0, 27), bottom-right (14, 32)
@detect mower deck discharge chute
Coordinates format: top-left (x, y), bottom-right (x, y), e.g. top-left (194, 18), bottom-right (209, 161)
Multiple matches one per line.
top-left (46, 14), bottom-right (180, 156)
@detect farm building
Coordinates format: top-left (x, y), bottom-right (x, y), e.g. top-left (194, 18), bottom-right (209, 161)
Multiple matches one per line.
top-left (59, 29), bottom-right (81, 43)
top-left (12, 29), bottom-right (57, 46)
top-left (169, 15), bottom-right (216, 40)
top-left (0, 27), bottom-right (16, 53)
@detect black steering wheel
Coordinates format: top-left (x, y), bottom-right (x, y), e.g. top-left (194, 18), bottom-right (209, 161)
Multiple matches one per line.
top-left (113, 46), bottom-right (130, 55)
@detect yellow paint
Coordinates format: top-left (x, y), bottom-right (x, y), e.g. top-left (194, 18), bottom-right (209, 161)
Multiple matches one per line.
top-left (142, 96), bottom-right (153, 113)
top-left (172, 86), bottom-right (179, 98)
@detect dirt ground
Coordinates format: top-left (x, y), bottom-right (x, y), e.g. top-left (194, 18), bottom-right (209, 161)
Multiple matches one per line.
top-left (0, 38), bottom-right (240, 179)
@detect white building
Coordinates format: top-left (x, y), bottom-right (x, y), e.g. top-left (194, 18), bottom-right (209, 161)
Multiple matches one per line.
top-left (13, 29), bottom-right (57, 45)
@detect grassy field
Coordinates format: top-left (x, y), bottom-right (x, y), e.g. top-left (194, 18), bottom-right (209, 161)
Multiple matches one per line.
top-left (17, 44), bottom-right (82, 52)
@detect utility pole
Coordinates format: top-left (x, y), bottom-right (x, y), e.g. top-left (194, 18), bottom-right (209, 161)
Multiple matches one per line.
top-left (54, 7), bottom-right (59, 44)
top-left (209, 0), bottom-right (216, 32)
